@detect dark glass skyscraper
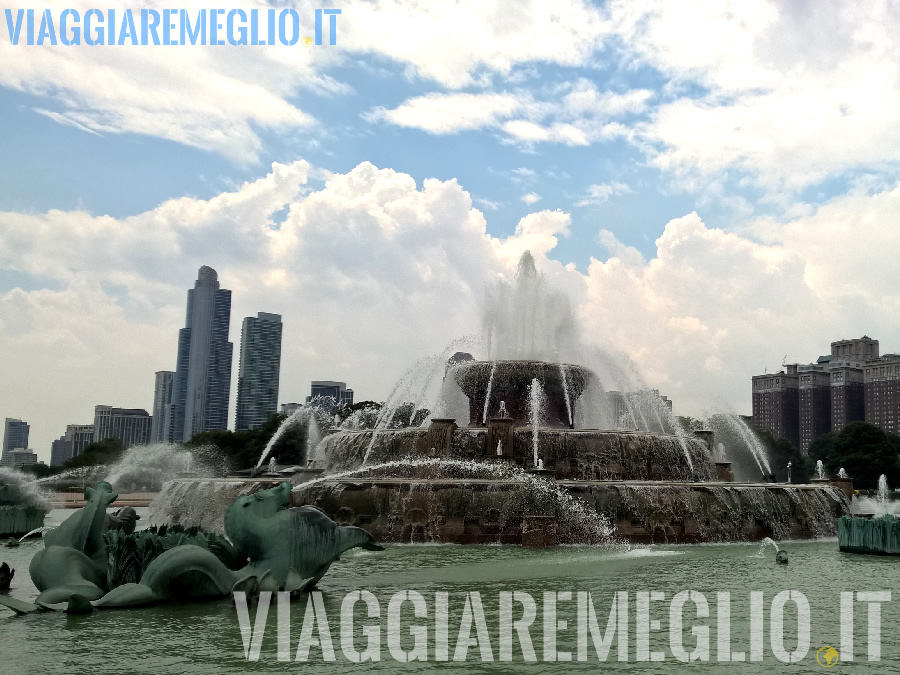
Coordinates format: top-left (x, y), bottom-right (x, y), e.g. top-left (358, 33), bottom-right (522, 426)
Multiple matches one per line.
top-left (2, 418), bottom-right (29, 458)
top-left (170, 266), bottom-right (233, 442)
top-left (235, 312), bottom-right (283, 431)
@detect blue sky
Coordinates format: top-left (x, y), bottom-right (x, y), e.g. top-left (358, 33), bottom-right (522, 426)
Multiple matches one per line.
top-left (2, 1), bottom-right (900, 459)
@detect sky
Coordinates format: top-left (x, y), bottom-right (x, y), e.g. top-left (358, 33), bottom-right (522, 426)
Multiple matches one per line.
top-left (2, 0), bottom-right (900, 462)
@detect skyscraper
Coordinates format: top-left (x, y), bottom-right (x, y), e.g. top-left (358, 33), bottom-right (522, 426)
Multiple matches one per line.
top-left (151, 370), bottom-right (175, 443)
top-left (50, 436), bottom-right (68, 467)
top-left (2, 418), bottom-right (29, 458)
top-left (170, 266), bottom-right (233, 442)
top-left (235, 312), bottom-right (283, 431)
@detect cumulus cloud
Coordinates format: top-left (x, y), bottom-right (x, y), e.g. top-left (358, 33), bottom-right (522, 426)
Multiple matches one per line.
top-left (521, 192), bottom-right (541, 205)
top-left (368, 80), bottom-right (648, 147)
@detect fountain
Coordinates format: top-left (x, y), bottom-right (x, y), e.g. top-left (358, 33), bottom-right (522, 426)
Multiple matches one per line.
top-left (0, 468), bottom-right (49, 538)
top-left (839, 474), bottom-right (900, 555)
top-left (155, 251), bottom-right (850, 545)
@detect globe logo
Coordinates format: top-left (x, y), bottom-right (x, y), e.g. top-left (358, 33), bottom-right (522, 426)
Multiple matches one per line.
top-left (816, 646), bottom-right (839, 667)
top-left (301, 36), bottom-right (313, 47)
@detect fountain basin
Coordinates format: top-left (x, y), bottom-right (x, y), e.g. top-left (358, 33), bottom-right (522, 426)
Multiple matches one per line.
top-left (838, 514), bottom-right (900, 555)
top-left (0, 506), bottom-right (45, 538)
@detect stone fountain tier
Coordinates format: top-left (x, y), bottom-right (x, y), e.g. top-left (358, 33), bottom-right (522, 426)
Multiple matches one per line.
top-left (318, 425), bottom-right (716, 482)
top-left (286, 464), bottom-right (849, 545)
top-left (453, 360), bottom-right (592, 427)
top-left (149, 466), bottom-right (850, 545)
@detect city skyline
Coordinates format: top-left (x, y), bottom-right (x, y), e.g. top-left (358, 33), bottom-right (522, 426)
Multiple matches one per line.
top-left (2, 3), bottom-right (900, 462)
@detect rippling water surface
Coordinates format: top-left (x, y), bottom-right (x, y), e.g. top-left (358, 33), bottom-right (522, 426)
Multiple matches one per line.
top-left (1, 510), bottom-right (898, 673)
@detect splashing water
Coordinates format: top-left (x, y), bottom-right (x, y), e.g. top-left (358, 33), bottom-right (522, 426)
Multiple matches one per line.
top-left (816, 460), bottom-right (825, 480)
top-left (104, 443), bottom-right (202, 491)
top-left (528, 378), bottom-right (545, 466)
top-left (257, 407), bottom-right (321, 468)
top-left (0, 467), bottom-right (51, 511)
top-left (757, 536), bottom-right (780, 557)
top-left (482, 361), bottom-right (497, 424)
top-left (559, 363), bottom-right (573, 427)
top-left (292, 457), bottom-right (617, 546)
top-left (708, 413), bottom-right (771, 478)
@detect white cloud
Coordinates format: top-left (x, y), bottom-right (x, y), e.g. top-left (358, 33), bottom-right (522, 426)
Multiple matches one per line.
top-left (0, 0), bottom-right (613, 161)
top-left (577, 182), bottom-right (633, 206)
top-left (613, 1), bottom-right (900, 192)
top-left (521, 192), bottom-right (541, 205)
top-left (370, 81), bottom-right (646, 147)
top-left (0, 1), bottom-right (339, 163)
top-left (340, 0), bottom-right (610, 88)
top-left (365, 93), bottom-right (522, 133)
top-left (474, 197), bottom-right (502, 210)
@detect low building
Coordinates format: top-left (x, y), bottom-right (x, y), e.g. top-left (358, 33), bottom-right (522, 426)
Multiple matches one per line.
top-left (0, 448), bottom-right (38, 469)
top-left (306, 381), bottom-right (354, 407)
top-left (281, 402), bottom-right (303, 417)
top-left (93, 406), bottom-right (151, 449)
top-left (64, 423), bottom-right (95, 460)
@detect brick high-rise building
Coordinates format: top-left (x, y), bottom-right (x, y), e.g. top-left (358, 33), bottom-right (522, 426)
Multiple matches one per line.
top-left (751, 365), bottom-right (800, 448)
top-left (864, 354), bottom-right (900, 435)
top-left (753, 336), bottom-right (888, 450)
top-left (798, 365), bottom-right (831, 452)
top-left (831, 365), bottom-right (866, 431)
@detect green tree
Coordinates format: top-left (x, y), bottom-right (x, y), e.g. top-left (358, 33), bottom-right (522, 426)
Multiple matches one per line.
top-left (807, 431), bottom-right (836, 464)
top-left (187, 413), bottom-right (311, 471)
top-left (21, 463), bottom-right (58, 478)
top-left (63, 437), bottom-right (124, 469)
top-left (825, 421), bottom-right (900, 490)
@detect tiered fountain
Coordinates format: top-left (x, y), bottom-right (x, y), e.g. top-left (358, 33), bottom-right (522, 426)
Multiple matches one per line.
top-left (154, 252), bottom-right (850, 545)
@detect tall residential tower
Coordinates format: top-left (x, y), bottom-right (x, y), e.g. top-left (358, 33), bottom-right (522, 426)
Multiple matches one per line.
top-left (235, 312), bottom-right (283, 431)
top-left (169, 266), bottom-right (233, 442)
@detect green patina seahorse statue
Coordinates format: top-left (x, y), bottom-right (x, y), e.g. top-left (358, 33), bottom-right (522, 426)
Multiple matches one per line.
top-left (0, 481), bottom-right (382, 614)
